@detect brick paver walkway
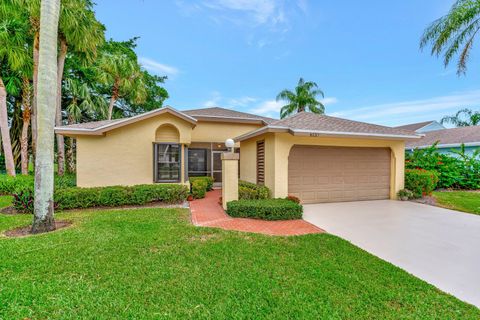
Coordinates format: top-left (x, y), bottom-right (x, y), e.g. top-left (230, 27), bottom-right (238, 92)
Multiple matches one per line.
top-left (190, 189), bottom-right (324, 236)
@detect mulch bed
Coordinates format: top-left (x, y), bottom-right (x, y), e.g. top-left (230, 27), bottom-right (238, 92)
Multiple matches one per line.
top-left (411, 196), bottom-right (437, 206)
top-left (3, 220), bottom-right (73, 238)
top-left (0, 206), bottom-right (20, 215)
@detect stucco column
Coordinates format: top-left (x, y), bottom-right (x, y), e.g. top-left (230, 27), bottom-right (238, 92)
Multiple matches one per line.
top-left (221, 152), bottom-right (239, 209)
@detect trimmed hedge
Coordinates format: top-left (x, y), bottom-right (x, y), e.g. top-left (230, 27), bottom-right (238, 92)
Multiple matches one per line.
top-left (405, 169), bottom-right (439, 199)
top-left (0, 173), bottom-right (76, 195)
top-left (226, 199), bottom-right (303, 221)
top-left (191, 179), bottom-right (207, 199)
top-left (13, 184), bottom-right (188, 213)
top-left (189, 176), bottom-right (214, 191)
top-left (238, 180), bottom-right (270, 200)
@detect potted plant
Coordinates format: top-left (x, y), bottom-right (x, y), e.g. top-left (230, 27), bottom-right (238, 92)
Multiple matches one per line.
top-left (397, 189), bottom-right (413, 201)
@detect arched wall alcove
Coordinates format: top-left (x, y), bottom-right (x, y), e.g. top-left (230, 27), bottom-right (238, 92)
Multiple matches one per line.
top-left (155, 124), bottom-right (180, 143)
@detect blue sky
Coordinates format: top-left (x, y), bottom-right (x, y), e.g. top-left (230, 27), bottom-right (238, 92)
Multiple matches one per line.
top-left (94, 0), bottom-right (480, 126)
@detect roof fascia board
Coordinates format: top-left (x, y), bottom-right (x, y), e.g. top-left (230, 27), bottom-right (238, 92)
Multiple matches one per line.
top-left (54, 106), bottom-right (197, 135)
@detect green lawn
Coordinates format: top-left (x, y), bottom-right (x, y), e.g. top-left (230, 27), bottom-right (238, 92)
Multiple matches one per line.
top-left (433, 191), bottom-right (480, 215)
top-left (0, 208), bottom-right (478, 319)
top-left (0, 195), bottom-right (12, 208)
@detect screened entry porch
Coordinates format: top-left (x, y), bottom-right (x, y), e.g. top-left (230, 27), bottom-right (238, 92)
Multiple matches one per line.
top-left (186, 142), bottom-right (230, 186)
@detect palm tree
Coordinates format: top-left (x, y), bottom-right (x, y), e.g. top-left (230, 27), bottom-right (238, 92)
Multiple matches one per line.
top-left (276, 78), bottom-right (325, 119)
top-left (63, 77), bottom-right (106, 172)
top-left (55, 0), bottom-right (105, 176)
top-left (441, 108), bottom-right (480, 127)
top-left (0, 16), bottom-right (30, 176)
top-left (32, 0), bottom-right (60, 233)
top-left (420, 0), bottom-right (480, 75)
top-left (97, 50), bottom-right (146, 120)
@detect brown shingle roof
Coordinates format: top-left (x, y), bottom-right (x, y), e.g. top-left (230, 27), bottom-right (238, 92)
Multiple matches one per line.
top-left (182, 107), bottom-right (275, 124)
top-left (271, 112), bottom-right (418, 136)
top-left (61, 119), bottom-right (121, 130)
top-left (235, 112), bottom-right (420, 141)
top-left (406, 126), bottom-right (480, 148)
top-left (55, 106), bottom-right (273, 134)
top-left (395, 121), bottom-right (436, 132)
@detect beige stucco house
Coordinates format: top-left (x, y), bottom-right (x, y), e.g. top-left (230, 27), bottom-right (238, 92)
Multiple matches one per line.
top-left (55, 106), bottom-right (420, 204)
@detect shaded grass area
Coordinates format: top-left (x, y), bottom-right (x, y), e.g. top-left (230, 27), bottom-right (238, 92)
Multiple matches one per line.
top-left (0, 195), bottom-right (12, 208)
top-left (433, 191), bottom-right (480, 215)
top-left (0, 208), bottom-right (478, 319)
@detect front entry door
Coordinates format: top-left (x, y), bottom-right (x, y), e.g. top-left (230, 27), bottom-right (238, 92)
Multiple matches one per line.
top-left (212, 151), bottom-right (223, 183)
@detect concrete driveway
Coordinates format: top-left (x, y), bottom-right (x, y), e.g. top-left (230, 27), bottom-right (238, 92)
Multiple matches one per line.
top-left (303, 200), bottom-right (480, 308)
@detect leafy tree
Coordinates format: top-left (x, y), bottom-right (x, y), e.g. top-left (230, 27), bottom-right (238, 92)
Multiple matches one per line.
top-left (0, 12), bottom-right (31, 176)
top-left (32, 0), bottom-right (60, 233)
top-left (55, 0), bottom-right (105, 176)
top-left (276, 78), bottom-right (325, 119)
top-left (441, 108), bottom-right (480, 127)
top-left (96, 39), bottom-right (147, 120)
top-left (420, 0), bottom-right (480, 75)
top-left (121, 71), bottom-right (168, 116)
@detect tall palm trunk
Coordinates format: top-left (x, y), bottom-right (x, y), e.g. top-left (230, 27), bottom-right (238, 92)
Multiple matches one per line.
top-left (55, 37), bottom-right (67, 176)
top-left (20, 77), bottom-right (31, 175)
top-left (31, 31), bottom-right (39, 170)
top-left (0, 75), bottom-right (16, 177)
top-left (107, 80), bottom-right (119, 120)
top-left (65, 115), bottom-right (75, 173)
top-left (32, 0), bottom-right (61, 234)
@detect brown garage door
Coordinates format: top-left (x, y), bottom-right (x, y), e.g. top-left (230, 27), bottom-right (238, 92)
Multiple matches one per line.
top-left (288, 146), bottom-right (391, 203)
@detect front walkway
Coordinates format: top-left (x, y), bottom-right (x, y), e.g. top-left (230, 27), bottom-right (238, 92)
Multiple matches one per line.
top-left (190, 190), bottom-right (323, 236)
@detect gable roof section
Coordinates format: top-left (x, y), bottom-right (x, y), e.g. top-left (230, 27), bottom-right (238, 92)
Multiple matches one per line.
top-left (406, 126), bottom-right (480, 149)
top-left (55, 106), bottom-right (197, 136)
top-left (182, 107), bottom-right (275, 124)
top-left (395, 121), bottom-right (437, 132)
top-left (235, 112), bottom-right (421, 141)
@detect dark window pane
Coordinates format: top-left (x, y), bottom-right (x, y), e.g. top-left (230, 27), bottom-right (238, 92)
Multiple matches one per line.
top-left (155, 144), bottom-right (181, 182)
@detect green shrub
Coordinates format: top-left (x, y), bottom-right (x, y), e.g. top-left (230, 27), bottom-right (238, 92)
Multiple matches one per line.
top-left (226, 199), bottom-right (303, 221)
top-left (397, 189), bottom-right (414, 201)
top-left (285, 195), bottom-right (301, 204)
top-left (12, 189), bottom-right (34, 213)
top-left (13, 184), bottom-right (188, 213)
top-left (0, 173), bottom-right (76, 195)
top-left (54, 174), bottom-right (77, 188)
top-left (405, 169), bottom-right (439, 199)
top-left (238, 180), bottom-right (270, 200)
top-left (191, 179), bottom-right (207, 199)
top-left (406, 143), bottom-right (480, 189)
top-left (0, 175), bottom-right (34, 194)
top-left (189, 176), bottom-right (214, 191)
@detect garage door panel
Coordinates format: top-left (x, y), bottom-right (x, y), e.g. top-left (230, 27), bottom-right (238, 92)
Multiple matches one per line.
top-left (288, 146), bottom-right (391, 203)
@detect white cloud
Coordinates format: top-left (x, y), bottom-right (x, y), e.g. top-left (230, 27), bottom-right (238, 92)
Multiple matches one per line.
top-left (203, 0), bottom-right (283, 26)
top-left (139, 57), bottom-right (179, 76)
top-left (228, 96), bottom-right (258, 107)
top-left (202, 91), bottom-right (223, 108)
top-left (330, 90), bottom-right (480, 126)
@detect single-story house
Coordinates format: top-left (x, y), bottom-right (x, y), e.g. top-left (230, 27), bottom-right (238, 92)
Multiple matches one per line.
top-left (395, 120), bottom-right (445, 133)
top-left (55, 107), bottom-right (420, 203)
top-left (396, 121), bottom-right (480, 156)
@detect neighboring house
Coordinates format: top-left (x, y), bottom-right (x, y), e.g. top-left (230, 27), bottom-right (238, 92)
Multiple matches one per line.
top-left (55, 107), bottom-right (420, 204)
top-left (395, 120), bottom-right (445, 133)
top-left (396, 121), bottom-right (480, 156)
top-left (404, 126), bottom-right (480, 156)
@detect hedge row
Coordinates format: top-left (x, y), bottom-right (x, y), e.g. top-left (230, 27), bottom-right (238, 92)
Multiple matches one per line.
top-left (0, 173), bottom-right (76, 195)
top-left (226, 199), bottom-right (303, 221)
top-left (238, 180), bottom-right (270, 200)
top-left (13, 184), bottom-right (189, 213)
